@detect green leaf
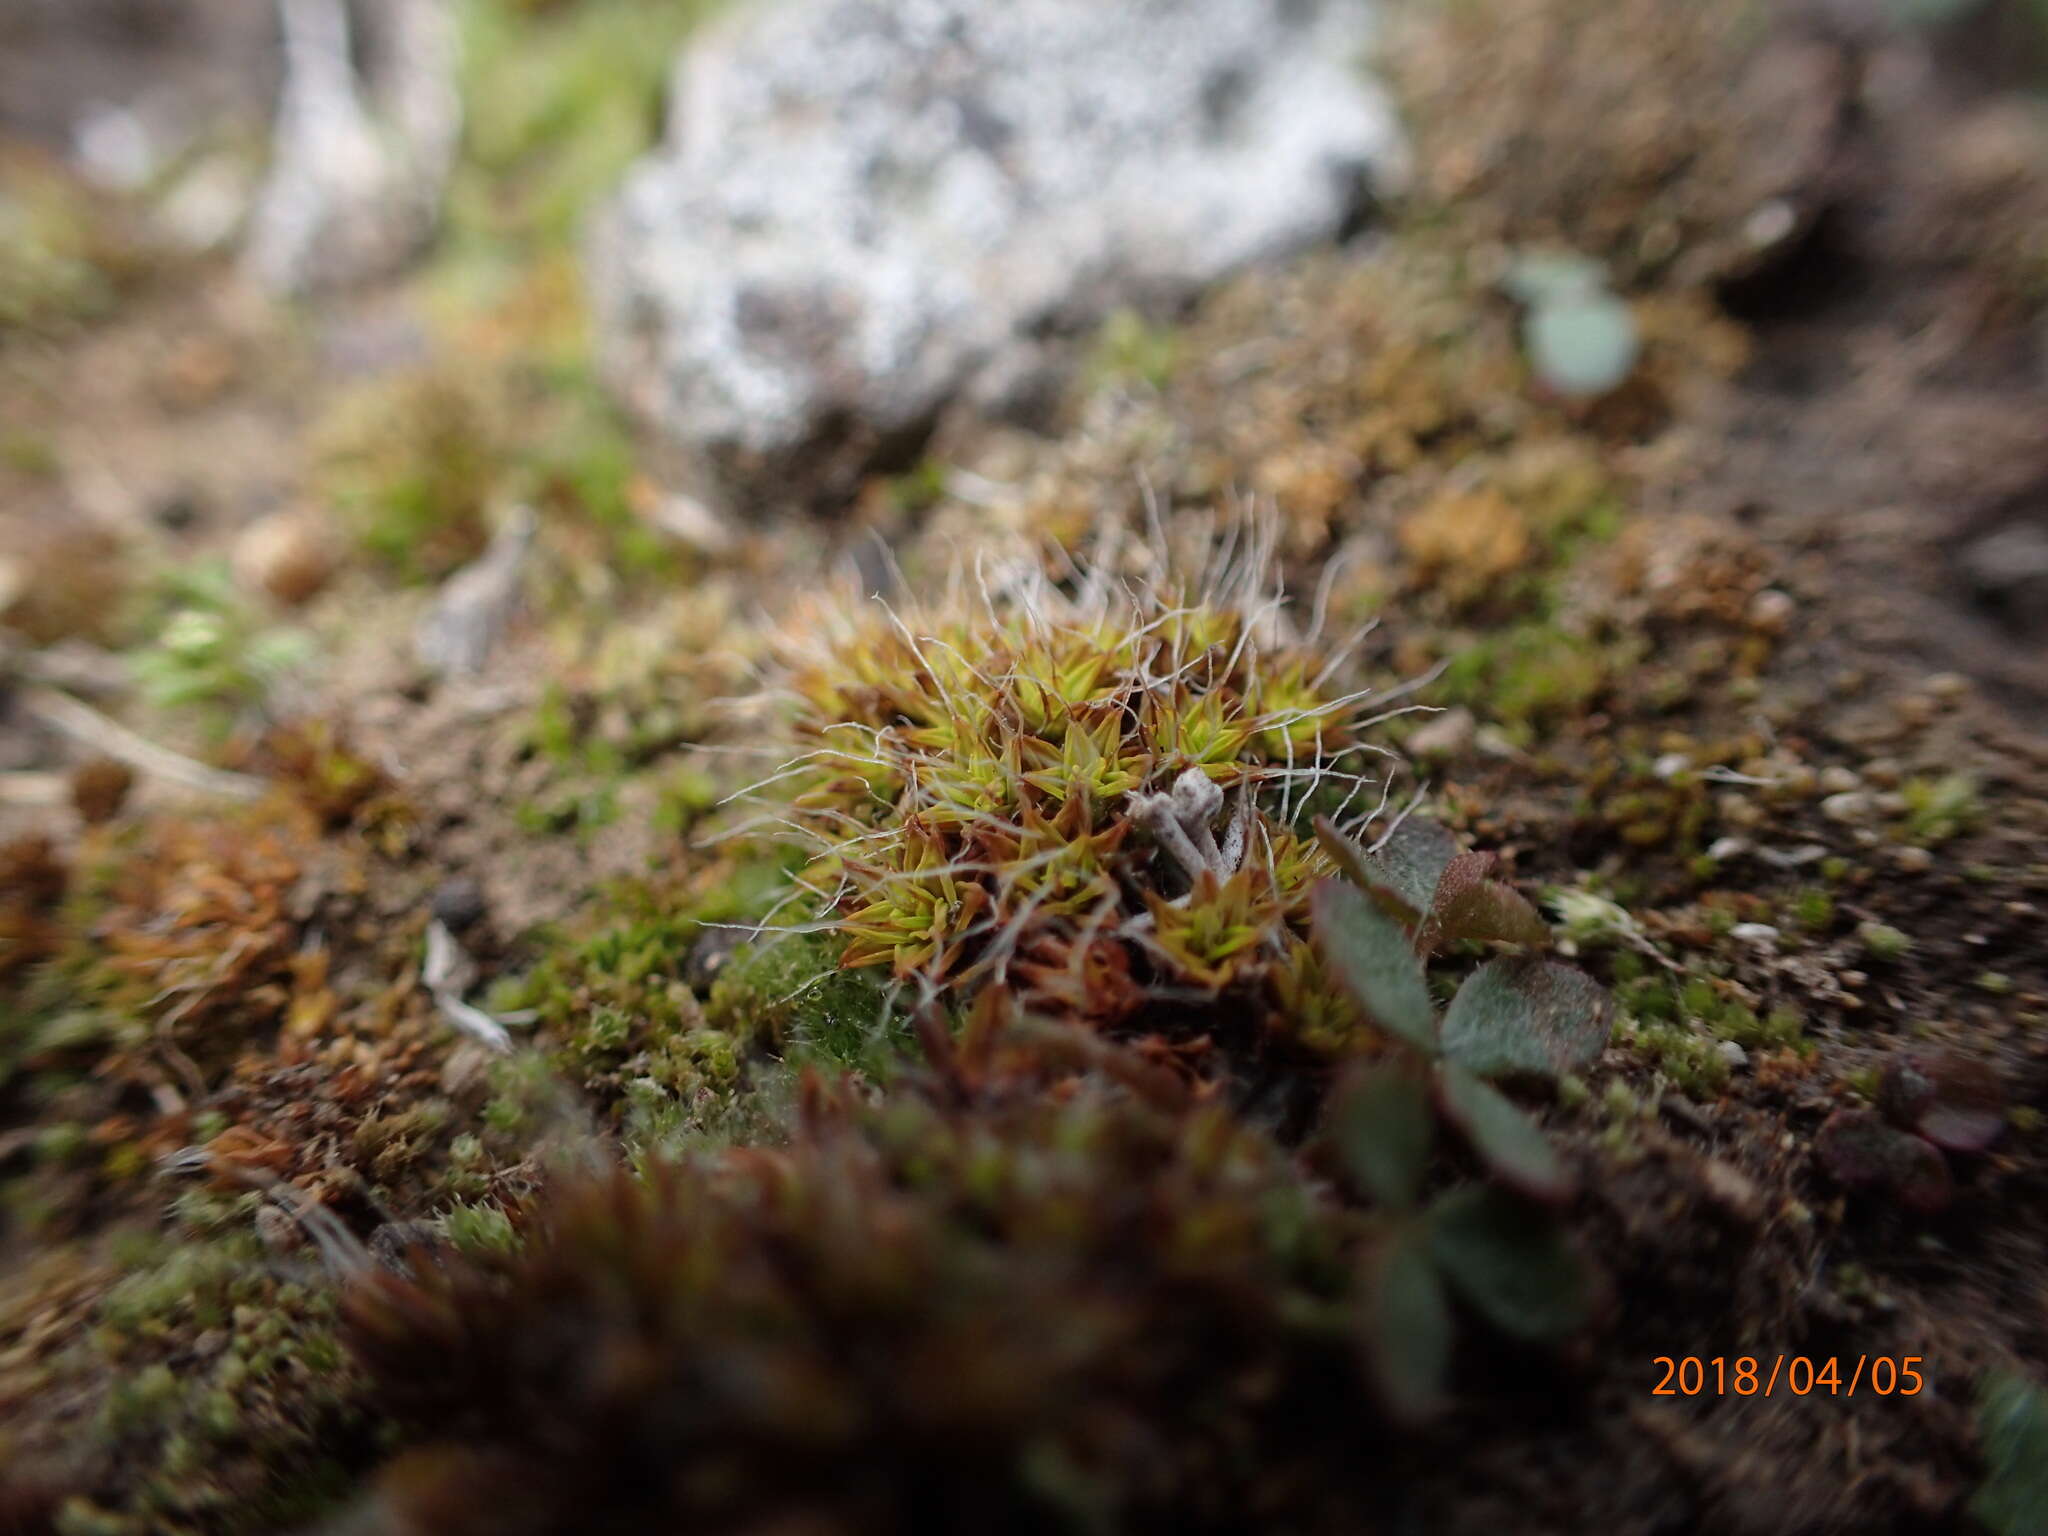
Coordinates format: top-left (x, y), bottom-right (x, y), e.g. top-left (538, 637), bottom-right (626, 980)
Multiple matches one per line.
top-left (1362, 1224), bottom-right (1452, 1422)
top-left (1435, 1062), bottom-right (1573, 1203)
top-left (1364, 815), bottom-right (1461, 920)
top-left (1311, 881), bottom-right (1438, 1054)
top-left (1431, 854), bottom-right (1551, 949)
top-left (1439, 957), bottom-right (1612, 1080)
top-left (1315, 816), bottom-right (1425, 930)
top-left (1429, 1185), bottom-right (1592, 1342)
top-left (1972, 1371), bottom-right (2048, 1536)
top-left (1329, 1061), bottom-right (1433, 1210)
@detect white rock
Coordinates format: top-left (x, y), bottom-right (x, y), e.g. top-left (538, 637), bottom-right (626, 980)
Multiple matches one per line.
top-left (589, 0), bottom-right (1402, 512)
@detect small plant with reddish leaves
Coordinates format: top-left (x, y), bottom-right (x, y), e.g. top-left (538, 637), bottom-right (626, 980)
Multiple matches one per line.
top-left (1816, 1047), bottom-right (2007, 1216)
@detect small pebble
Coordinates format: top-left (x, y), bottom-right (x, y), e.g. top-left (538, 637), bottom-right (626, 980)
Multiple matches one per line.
top-left (1718, 791), bottom-right (1766, 829)
top-left (440, 1041), bottom-right (495, 1100)
top-left (1893, 846), bottom-right (1933, 872)
top-left (1746, 588), bottom-right (1796, 634)
top-left (232, 507), bottom-right (338, 606)
top-left (70, 757), bottom-right (135, 824)
top-left (1730, 922), bottom-right (1780, 948)
top-left (1862, 757), bottom-right (1902, 789)
top-left (153, 488), bottom-right (204, 531)
top-left (1822, 791), bottom-right (1874, 824)
top-left (1407, 706), bottom-right (1476, 758)
top-left (1707, 835), bottom-right (1750, 861)
top-left (254, 1203), bottom-right (304, 1255)
top-left (1716, 1039), bottom-right (1749, 1070)
top-left (1819, 765), bottom-right (1862, 794)
top-left (686, 926), bottom-right (750, 993)
top-left (1923, 672), bottom-right (1970, 700)
top-left (430, 876), bottom-right (488, 933)
top-left (1652, 751), bottom-right (1692, 780)
top-left (1699, 1156), bottom-right (1763, 1220)
top-left (1473, 724), bottom-right (1523, 759)
top-left (369, 1221), bottom-right (453, 1280)
top-left (1775, 764), bottom-right (1818, 797)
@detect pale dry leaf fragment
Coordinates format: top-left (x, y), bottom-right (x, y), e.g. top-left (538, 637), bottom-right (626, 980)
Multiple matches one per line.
top-left (413, 504), bottom-right (536, 678)
top-left (423, 916), bottom-right (513, 1053)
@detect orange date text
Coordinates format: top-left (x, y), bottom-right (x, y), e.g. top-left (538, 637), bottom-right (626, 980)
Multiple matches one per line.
top-left (1651, 1356), bottom-right (1925, 1398)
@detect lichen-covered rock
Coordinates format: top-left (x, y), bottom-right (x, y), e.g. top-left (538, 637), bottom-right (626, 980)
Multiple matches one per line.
top-left (588, 0), bottom-right (1402, 514)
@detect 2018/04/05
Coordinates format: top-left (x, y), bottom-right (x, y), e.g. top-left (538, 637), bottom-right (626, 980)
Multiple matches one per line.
top-left (1652, 1356), bottom-right (1927, 1397)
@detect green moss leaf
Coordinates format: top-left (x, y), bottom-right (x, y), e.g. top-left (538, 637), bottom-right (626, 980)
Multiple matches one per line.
top-left (1362, 1224), bottom-right (1451, 1423)
top-left (1434, 1062), bottom-right (1572, 1203)
top-left (1972, 1371), bottom-right (2048, 1536)
top-left (1429, 1185), bottom-right (1592, 1342)
top-left (1310, 881), bottom-right (1438, 1054)
top-left (1329, 1061), bottom-right (1433, 1210)
top-left (1439, 957), bottom-right (1611, 1080)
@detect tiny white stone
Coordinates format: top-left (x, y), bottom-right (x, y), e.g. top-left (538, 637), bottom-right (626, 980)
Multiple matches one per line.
top-left (1746, 588), bottom-right (1796, 634)
top-left (1821, 791), bottom-right (1874, 824)
top-left (1729, 922), bottom-right (1780, 948)
top-left (1407, 706), bottom-right (1476, 758)
top-left (1743, 199), bottom-right (1798, 252)
top-left (1474, 725), bottom-right (1524, 759)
